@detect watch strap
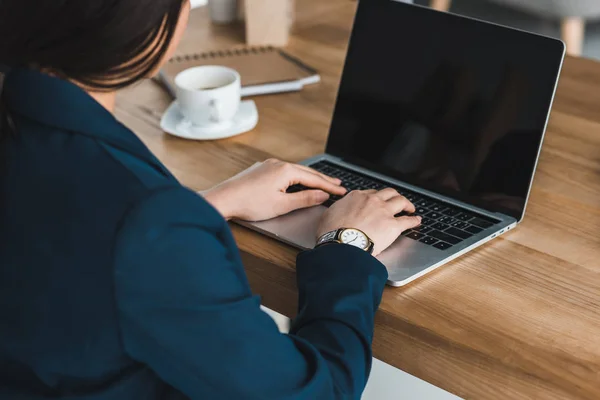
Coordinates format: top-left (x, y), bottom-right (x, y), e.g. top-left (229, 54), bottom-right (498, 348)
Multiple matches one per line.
top-left (316, 229), bottom-right (341, 246)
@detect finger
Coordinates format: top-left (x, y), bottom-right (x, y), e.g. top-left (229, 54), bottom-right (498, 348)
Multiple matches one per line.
top-left (291, 169), bottom-right (347, 195)
top-left (386, 195), bottom-right (416, 215)
top-left (376, 188), bottom-right (401, 201)
top-left (295, 164), bottom-right (342, 185)
top-left (285, 190), bottom-right (330, 211)
top-left (397, 215), bottom-right (422, 232)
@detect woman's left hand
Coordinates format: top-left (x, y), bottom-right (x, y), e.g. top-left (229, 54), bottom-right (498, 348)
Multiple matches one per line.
top-left (203, 159), bottom-right (347, 222)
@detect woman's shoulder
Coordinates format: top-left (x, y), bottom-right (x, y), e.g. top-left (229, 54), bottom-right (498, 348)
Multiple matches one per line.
top-left (114, 183), bottom-right (230, 252)
top-left (96, 140), bottom-right (178, 192)
top-left (119, 185), bottom-right (225, 234)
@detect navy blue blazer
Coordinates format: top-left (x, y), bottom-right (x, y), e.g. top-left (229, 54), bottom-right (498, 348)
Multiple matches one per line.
top-left (0, 69), bottom-right (388, 399)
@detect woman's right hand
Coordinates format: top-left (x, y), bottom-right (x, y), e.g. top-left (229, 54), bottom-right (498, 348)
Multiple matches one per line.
top-left (317, 188), bottom-right (422, 257)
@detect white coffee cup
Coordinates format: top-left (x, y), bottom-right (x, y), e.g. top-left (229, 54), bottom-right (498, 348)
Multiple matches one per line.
top-left (174, 66), bottom-right (241, 127)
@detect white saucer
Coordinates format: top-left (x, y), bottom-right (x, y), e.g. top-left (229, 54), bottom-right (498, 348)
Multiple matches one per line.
top-left (160, 100), bottom-right (258, 140)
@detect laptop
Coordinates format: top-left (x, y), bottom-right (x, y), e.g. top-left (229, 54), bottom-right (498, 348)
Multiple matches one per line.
top-left (238, 0), bottom-right (565, 286)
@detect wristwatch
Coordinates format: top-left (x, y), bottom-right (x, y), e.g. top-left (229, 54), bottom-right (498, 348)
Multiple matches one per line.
top-left (316, 228), bottom-right (375, 254)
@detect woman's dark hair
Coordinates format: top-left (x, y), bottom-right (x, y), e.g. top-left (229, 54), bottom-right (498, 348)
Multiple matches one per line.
top-left (0, 0), bottom-right (186, 137)
top-left (0, 0), bottom-right (186, 91)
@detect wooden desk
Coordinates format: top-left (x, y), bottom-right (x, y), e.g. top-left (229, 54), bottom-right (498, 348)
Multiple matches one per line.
top-left (116, 1), bottom-right (600, 398)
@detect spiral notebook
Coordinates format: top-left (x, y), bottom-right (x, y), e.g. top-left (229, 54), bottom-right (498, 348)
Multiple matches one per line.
top-left (158, 46), bottom-right (320, 97)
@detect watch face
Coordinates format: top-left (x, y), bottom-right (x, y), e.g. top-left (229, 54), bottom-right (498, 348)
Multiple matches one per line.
top-left (340, 229), bottom-right (369, 250)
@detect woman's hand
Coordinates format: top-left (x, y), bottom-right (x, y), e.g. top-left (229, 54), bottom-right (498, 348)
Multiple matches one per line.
top-left (317, 188), bottom-right (422, 257)
top-left (203, 159), bottom-right (347, 221)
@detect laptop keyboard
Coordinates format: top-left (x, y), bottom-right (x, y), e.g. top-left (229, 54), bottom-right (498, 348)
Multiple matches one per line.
top-left (287, 160), bottom-right (499, 250)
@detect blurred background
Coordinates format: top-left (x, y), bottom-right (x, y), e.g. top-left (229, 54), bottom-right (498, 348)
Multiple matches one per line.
top-left (197, 0), bottom-right (600, 60)
top-left (415, 0), bottom-right (600, 59)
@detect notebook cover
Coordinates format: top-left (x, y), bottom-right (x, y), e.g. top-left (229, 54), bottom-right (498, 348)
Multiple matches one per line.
top-left (162, 46), bottom-right (317, 88)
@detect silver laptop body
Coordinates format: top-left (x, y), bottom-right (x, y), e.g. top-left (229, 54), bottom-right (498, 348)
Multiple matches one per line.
top-left (238, 0), bottom-right (565, 286)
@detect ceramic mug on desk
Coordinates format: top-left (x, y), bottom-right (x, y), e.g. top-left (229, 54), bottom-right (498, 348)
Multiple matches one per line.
top-left (174, 66), bottom-right (241, 128)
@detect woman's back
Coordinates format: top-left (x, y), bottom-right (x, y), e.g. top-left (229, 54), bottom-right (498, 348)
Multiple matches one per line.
top-left (0, 69), bottom-right (181, 398)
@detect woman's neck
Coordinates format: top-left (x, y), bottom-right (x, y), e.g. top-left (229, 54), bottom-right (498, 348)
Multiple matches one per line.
top-left (87, 90), bottom-right (117, 113)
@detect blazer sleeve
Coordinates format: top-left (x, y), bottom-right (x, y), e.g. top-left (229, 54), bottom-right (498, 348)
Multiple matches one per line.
top-left (113, 186), bottom-right (388, 400)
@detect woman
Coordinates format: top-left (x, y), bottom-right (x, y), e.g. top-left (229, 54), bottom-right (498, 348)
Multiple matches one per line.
top-left (0, 1), bottom-right (421, 398)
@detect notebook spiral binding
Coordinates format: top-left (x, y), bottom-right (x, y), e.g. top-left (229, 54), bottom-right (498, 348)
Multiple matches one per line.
top-left (169, 45), bottom-right (275, 63)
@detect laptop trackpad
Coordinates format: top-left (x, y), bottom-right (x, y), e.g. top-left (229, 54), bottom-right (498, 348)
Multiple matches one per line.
top-left (246, 205), bottom-right (326, 250)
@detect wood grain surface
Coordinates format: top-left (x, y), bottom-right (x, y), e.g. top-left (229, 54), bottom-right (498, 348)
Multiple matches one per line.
top-left (116, 1), bottom-right (600, 398)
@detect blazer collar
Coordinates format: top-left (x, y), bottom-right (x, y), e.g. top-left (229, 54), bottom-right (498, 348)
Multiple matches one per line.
top-left (2, 68), bottom-right (173, 178)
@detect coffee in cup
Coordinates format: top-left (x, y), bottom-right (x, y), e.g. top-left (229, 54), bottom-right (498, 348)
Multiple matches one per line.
top-left (174, 66), bottom-right (241, 127)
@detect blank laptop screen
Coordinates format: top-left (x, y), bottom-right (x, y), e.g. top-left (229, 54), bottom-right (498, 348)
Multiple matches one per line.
top-left (326, 0), bottom-right (564, 220)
